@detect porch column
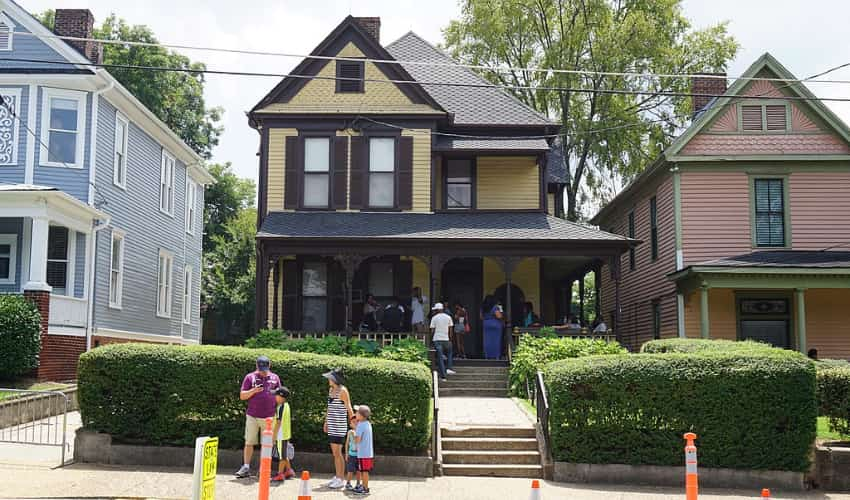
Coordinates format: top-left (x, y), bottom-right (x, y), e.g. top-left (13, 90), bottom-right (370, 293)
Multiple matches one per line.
top-left (336, 254), bottom-right (364, 338)
top-left (499, 257), bottom-right (520, 355)
top-left (254, 245), bottom-right (270, 333)
top-left (271, 258), bottom-right (280, 329)
top-left (25, 215), bottom-right (51, 291)
top-left (594, 264), bottom-right (602, 320)
top-left (795, 288), bottom-right (807, 354)
top-left (578, 273), bottom-right (586, 327)
top-left (699, 283), bottom-right (710, 339)
top-left (611, 256), bottom-right (622, 342)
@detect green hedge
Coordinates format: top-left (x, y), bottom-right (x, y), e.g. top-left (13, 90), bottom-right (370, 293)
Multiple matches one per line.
top-left (510, 335), bottom-right (625, 396)
top-left (640, 338), bottom-right (775, 354)
top-left (246, 330), bottom-right (429, 366)
top-left (817, 361), bottom-right (850, 438)
top-left (545, 349), bottom-right (817, 471)
top-left (78, 344), bottom-right (431, 453)
top-left (0, 295), bottom-right (42, 379)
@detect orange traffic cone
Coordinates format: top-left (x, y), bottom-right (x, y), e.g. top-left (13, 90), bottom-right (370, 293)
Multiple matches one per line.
top-left (761, 489), bottom-right (770, 498)
top-left (297, 470), bottom-right (312, 500)
top-left (529, 479), bottom-right (541, 500)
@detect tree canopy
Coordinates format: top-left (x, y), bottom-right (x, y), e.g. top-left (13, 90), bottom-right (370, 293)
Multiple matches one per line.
top-left (203, 162), bottom-right (256, 252)
top-left (36, 11), bottom-right (222, 159)
top-left (444, 0), bottom-right (739, 220)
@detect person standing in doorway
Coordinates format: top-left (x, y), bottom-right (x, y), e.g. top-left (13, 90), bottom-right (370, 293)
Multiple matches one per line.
top-left (453, 302), bottom-right (469, 359)
top-left (235, 355), bottom-right (281, 478)
top-left (430, 303), bottom-right (456, 381)
top-left (410, 287), bottom-right (428, 333)
top-left (481, 295), bottom-right (504, 360)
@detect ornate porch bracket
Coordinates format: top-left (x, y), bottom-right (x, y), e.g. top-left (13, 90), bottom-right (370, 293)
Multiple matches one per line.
top-left (333, 254), bottom-right (366, 337)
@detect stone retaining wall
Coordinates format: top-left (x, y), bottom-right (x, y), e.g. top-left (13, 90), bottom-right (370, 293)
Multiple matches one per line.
top-left (814, 444), bottom-right (850, 491)
top-left (0, 386), bottom-right (78, 428)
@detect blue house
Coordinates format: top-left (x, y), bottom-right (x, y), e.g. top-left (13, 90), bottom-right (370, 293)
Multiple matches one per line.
top-left (0, 3), bottom-right (213, 380)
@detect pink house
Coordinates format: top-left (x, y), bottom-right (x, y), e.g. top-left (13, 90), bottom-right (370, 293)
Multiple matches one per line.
top-left (592, 53), bottom-right (850, 357)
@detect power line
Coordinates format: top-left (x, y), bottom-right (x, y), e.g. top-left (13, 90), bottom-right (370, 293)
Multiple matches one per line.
top-left (6, 57), bottom-right (850, 104)
top-left (13, 30), bottom-right (850, 86)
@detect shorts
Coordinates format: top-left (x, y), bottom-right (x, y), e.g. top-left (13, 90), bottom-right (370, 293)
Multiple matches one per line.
top-left (358, 458), bottom-right (374, 472)
top-left (346, 454), bottom-right (359, 473)
top-left (244, 415), bottom-right (269, 446)
top-left (328, 435), bottom-right (346, 445)
top-left (272, 440), bottom-right (289, 461)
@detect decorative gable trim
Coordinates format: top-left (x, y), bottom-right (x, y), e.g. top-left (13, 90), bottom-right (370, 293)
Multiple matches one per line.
top-left (0, 12), bottom-right (16, 51)
top-left (250, 16), bottom-right (443, 116)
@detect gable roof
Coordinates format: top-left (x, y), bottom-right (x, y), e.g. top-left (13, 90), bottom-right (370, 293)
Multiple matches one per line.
top-left (2, 0), bottom-right (95, 71)
top-left (251, 16), bottom-right (442, 115)
top-left (385, 32), bottom-right (555, 127)
top-left (591, 52), bottom-right (850, 225)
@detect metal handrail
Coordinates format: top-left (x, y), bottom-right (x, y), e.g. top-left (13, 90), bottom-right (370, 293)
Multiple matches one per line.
top-left (534, 371), bottom-right (550, 452)
top-left (0, 388), bottom-right (70, 466)
top-left (432, 370), bottom-right (441, 474)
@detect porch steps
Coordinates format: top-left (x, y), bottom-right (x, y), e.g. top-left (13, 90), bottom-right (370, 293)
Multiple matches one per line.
top-left (440, 427), bottom-right (541, 478)
top-left (439, 362), bottom-right (508, 396)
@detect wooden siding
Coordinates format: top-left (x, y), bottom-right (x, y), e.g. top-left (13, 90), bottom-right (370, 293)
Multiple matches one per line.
top-left (483, 257), bottom-right (540, 312)
top-left (680, 170), bottom-right (751, 265)
top-left (258, 43), bottom-right (438, 115)
top-left (402, 129), bottom-right (431, 212)
top-left (476, 156), bottom-right (539, 210)
top-left (546, 193), bottom-right (555, 215)
top-left (267, 128), bottom-right (298, 213)
top-left (790, 172), bottom-right (850, 250)
top-left (682, 288), bottom-right (737, 340)
top-left (806, 289), bottom-right (850, 360)
top-left (599, 175), bottom-right (677, 351)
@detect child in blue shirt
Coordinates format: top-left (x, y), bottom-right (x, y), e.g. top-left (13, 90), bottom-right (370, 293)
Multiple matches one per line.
top-left (344, 416), bottom-right (360, 490)
top-left (353, 405), bottom-right (374, 496)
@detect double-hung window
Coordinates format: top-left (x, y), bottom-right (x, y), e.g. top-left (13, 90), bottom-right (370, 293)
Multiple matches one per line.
top-left (156, 249), bottom-right (174, 317)
top-left (185, 178), bottom-right (197, 234)
top-left (368, 137), bottom-right (395, 208)
top-left (0, 234), bottom-right (17, 284)
top-left (649, 196), bottom-right (658, 261)
top-left (753, 178), bottom-right (786, 247)
top-left (41, 89), bottom-right (86, 168)
top-left (303, 137), bottom-right (330, 208)
top-left (46, 226), bottom-right (69, 295)
top-left (109, 231), bottom-right (124, 308)
top-left (113, 112), bottom-right (128, 188)
top-left (160, 149), bottom-right (175, 215)
top-left (182, 265), bottom-right (193, 324)
top-left (301, 262), bottom-right (328, 331)
top-left (445, 159), bottom-right (473, 209)
top-left (627, 211), bottom-right (636, 271)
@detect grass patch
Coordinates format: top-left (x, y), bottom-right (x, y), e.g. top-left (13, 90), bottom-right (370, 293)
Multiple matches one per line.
top-left (818, 416), bottom-right (849, 442)
top-left (513, 397), bottom-right (537, 420)
top-left (0, 379), bottom-right (72, 401)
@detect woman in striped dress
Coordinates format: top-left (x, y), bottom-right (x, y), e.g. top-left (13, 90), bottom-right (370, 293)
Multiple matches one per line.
top-left (323, 368), bottom-right (354, 489)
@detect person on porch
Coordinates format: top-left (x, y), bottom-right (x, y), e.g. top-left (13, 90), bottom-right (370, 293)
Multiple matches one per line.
top-left (382, 297), bottom-right (405, 333)
top-left (481, 295), bottom-right (504, 360)
top-left (410, 287), bottom-right (428, 333)
top-left (362, 294), bottom-right (379, 331)
top-left (430, 303), bottom-right (456, 381)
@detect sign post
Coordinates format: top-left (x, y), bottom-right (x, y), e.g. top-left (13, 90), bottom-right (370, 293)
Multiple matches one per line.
top-left (191, 436), bottom-right (219, 500)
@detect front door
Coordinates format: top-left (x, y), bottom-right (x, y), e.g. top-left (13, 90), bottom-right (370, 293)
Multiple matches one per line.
top-left (738, 297), bottom-right (791, 348)
top-left (442, 258), bottom-right (482, 358)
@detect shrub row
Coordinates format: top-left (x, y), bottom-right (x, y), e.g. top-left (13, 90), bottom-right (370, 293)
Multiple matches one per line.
top-left (0, 295), bottom-right (42, 379)
top-left (509, 335), bottom-right (625, 396)
top-left (640, 338), bottom-right (775, 354)
top-left (817, 360), bottom-right (850, 438)
top-left (78, 344), bottom-right (431, 453)
top-left (545, 347), bottom-right (817, 471)
top-left (246, 330), bottom-right (429, 366)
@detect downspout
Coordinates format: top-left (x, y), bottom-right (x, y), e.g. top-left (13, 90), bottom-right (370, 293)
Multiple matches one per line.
top-left (86, 218), bottom-right (110, 351)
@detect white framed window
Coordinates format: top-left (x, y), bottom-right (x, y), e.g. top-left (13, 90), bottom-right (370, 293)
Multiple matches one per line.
top-left (40, 88), bottom-right (87, 168)
top-left (185, 178), bottom-right (196, 234)
top-left (0, 88), bottom-right (21, 166)
top-left (0, 13), bottom-right (15, 51)
top-left (303, 137), bottom-right (330, 208)
top-left (156, 249), bottom-right (174, 318)
top-left (0, 233), bottom-right (17, 284)
top-left (113, 111), bottom-right (128, 188)
top-left (368, 137), bottom-right (395, 208)
top-left (46, 226), bottom-right (70, 295)
top-left (160, 149), bottom-right (175, 215)
top-left (108, 230), bottom-right (124, 308)
top-left (182, 265), bottom-right (193, 324)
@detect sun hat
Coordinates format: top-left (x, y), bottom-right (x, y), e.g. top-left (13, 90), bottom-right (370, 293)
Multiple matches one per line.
top-left (322, 368), bottom-right (344, 385)
top-left (432, 302), bottom-right (444, 310)
top-left (256, 355), bottom-right (271, 372)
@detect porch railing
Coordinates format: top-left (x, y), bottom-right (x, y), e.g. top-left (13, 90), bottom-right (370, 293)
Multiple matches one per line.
top-left (534, 370), bottom-right (551, 456)
top-left (512, 326), bottom-right (617, 348)
top-left (282, 330), bottom-right (428, 346)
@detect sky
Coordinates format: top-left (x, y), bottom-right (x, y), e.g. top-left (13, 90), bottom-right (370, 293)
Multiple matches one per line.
top-left (18, 0), bottom-right (850, 186)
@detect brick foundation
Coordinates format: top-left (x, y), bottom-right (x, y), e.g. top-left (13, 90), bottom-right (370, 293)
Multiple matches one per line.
top-left (24, 289), bottom-right (86, 382)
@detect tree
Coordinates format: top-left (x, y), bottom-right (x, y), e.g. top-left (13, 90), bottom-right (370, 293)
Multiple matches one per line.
top-left (203, 162), bottom-right (256, 252)
top-left (444, 0), bottom-right (738, 220)
top-left (36, 11), bottom-right (222, 159)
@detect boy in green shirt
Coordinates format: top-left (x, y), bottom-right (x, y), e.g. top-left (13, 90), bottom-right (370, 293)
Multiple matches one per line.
top-left (272, 386), bottom-right (294, 482)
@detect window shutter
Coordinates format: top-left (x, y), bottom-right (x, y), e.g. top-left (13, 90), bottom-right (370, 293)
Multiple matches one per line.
top-left (332, 136), bottom-right (349, 209)
top-left (337, 61), bottom-right (364, 92)
top-left (284, 136), bottom-right (299, 209)
top-left (765, 105), bottom-right (787, 131)
top-left (329, 260), bottom-right (347, 330)
top-left (349, 137), bottom-right (366, 209)
top-left (282, 260), bottom-right (300, 330)
top-left (741, 105), bottom-right (763, 131)
top-left (0, 24), bottom-right (10, 50)
top-left (397, 136), bottom-right (414, 210)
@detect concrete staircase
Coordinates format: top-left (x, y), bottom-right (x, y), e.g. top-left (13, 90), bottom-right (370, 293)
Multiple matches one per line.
top-left (439, 360), bottom-right (509, 397)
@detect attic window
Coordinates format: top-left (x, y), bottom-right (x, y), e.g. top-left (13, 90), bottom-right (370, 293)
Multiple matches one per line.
top-left (0, 15), bottom-right (13, 51)
top-left (336, 60), bottom-right (364, 93)
top-left (740, 103), bottom-right (788, 132)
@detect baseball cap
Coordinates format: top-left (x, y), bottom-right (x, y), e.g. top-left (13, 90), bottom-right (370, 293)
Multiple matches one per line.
top-left (256, 355), bottom-right (271, 371)
top-left (432, 302), bottom-right (444, 310)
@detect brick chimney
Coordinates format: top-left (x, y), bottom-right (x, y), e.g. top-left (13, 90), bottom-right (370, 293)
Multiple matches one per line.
top-left (54, 9), bottom-right (101, 64)
top-left (354, 17), bottom-right (381, 43)
top-left (691, 73), bottom-right (727, 116)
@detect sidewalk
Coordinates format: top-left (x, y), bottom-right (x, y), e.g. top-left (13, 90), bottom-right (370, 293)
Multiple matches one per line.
top-left (1, 463), bottom-right (849, 500)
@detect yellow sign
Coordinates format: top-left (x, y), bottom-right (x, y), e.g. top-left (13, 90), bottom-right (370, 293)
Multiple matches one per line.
top-left (192, 436), bottom-right (218, 500)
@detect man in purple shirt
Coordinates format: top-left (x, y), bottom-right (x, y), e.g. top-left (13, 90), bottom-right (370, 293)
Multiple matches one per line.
top-left (235, 355), bottom-right (281, 478)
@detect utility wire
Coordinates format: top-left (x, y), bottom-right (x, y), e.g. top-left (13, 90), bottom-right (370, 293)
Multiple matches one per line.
top-left (13, 30), bottom-right (850, 86)
top-left (6, 57), bottom-right (850, 104)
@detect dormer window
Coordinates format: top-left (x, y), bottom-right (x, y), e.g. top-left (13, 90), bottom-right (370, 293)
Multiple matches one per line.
top-left (0, 13), bottom-right (13, 51)
top-left (336, 60), bottom-right (364, 93)
top-left (739, 102), bottom-right (788, 132)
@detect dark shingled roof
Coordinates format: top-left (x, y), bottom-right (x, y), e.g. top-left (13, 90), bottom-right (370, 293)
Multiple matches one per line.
top-left (433, 136), bottom-right (550, 152)
top-left (696, 251), bottom-right (850, 269)
top-left (258, 212), bottom-right (627, 241)
top-left (546, 138), bottom-right (568, 184)
top-left (385, 32), bottom-right (555, 127)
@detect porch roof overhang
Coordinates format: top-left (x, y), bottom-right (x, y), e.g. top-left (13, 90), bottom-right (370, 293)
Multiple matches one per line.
top-left (0, 185), bottom-right (108, 233)
top-left (668, 251), bottom-right (850, 293)
top-left (257, 211), bottom-right (636, 258)
top-left (433, 136), bottom-right (550, 154)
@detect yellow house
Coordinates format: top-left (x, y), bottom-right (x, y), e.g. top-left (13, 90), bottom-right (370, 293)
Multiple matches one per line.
top-left (249, 16), bottom-right (632, 357)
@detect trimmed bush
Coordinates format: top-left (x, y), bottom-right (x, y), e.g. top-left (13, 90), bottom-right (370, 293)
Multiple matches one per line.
top-left (509, 335), bottom-right (626, 396)
top-left (545, 349), bottom-right (817, 471)
top-left (0, 295), bottom-right (42, 379)
top-left (640, 338), bottom-right (775, 354)
top-left (817, 361), bottom-right (850, 438)
top-left (78, 344), bottom-right (431, 453)
top-left (245, 330), bottom-right (428, 366)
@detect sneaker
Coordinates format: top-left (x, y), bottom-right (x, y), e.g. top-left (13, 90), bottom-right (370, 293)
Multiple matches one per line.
top-left (446, 369), bottom-right (456, 375)
top-left (234, 464), bottom-right (250, 478)
top-left (327, 477), bottom-right (345, 489)
top-left (284, 468), bottom-right (296, 479)
top-left (353, 485), bottom-right (370, 495)
top-left (324, 476), bottom-right (338, 487)
top-left (345, 482), bottom-right (354, 491)
top-left (441, 378), bottom-right (447, 382)
top-left (271, 472), bottom-right (285, 482)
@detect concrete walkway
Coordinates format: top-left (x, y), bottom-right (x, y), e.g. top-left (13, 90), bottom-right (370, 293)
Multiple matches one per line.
top-left (440, 396), bottom-right (535, 430)
top-left (1, 463), bottom-right (849, 500)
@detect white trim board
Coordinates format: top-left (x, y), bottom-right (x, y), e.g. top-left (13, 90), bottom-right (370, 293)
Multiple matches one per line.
top-left (94, 327), bottom-right (198, 345)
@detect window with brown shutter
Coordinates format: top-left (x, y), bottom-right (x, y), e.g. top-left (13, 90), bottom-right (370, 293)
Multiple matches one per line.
top-left (741, 105), bottom-right (763, 131)
top-left (397, 136), bottom-right (414, 210)
top-left (367, 137), bottom-right (396, 209)
top-left (336, 60), bottom-right (364, 93)
top-left (349, 137), bottom-right (366, 209)
top-left (765, 105), bottom-right (787, 131)
top-left (284, 136), bottom-right (299, 209)
top-left (332, 136), bottom-right (349, 209)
